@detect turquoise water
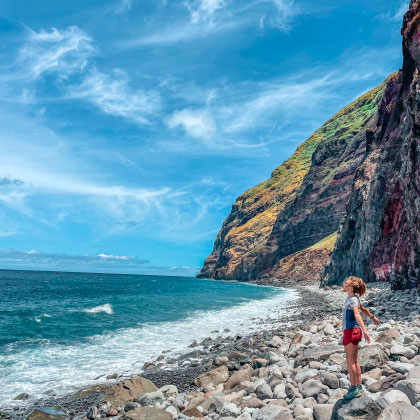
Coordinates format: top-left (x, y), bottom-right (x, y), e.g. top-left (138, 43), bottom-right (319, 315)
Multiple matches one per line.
top-left (0, 269), bottom-right (298, 406)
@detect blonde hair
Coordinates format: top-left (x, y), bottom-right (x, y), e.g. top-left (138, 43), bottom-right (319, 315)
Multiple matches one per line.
top-left (345, 276), bottom-right (366, 297)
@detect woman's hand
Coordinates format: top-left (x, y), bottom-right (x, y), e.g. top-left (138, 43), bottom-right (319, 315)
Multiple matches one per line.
top-left (363, 329), bottom-right (371, 344)
top-left (372, 316), bottom-right (380, 326)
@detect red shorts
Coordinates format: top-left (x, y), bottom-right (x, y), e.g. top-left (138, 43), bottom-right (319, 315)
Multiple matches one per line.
top-left (343, 328), bottom-right (362, 345)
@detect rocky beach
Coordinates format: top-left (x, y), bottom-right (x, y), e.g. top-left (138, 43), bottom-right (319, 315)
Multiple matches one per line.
top-left (2, 281), bottom-right (420, 420)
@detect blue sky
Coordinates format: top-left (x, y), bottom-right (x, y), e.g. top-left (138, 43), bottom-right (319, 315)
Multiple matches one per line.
top-left (0, 0), bottom-right (408, 276)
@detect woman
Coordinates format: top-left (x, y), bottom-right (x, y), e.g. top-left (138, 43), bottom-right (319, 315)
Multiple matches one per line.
top-left (341, 276), bottom-right (380, 399)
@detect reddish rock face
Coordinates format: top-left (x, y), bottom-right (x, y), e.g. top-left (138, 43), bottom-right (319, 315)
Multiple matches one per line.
top-left (322, 0), bottom-right (420, 290)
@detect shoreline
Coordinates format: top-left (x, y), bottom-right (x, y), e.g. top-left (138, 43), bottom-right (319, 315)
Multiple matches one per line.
top-left (2, 280), bottom-right (420, 420)
top-left (0, 282), bottom-right (328, 417)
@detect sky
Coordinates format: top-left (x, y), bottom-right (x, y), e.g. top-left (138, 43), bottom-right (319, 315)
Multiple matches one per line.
top-left (0, 0), bottom-right (409, 276)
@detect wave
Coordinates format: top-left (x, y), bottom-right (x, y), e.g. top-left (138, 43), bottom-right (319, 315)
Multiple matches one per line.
top-left (0, 288), bottom-right (299, 406)
top-left (82, 304), bottom-right (114, 315)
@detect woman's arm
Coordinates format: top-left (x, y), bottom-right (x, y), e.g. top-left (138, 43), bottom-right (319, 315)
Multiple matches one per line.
top-left (353, 306), bottom-right (370, 343)
top-left (360, 304), bottom-right (380, 325)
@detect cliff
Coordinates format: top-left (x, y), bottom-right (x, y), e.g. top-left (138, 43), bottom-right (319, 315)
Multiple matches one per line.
top-left (321, 0), bottom-right (420, 290)
top-left (197, 76), bottom-right (390, 282)
top-left (198, 1), bottom-right (420, 290)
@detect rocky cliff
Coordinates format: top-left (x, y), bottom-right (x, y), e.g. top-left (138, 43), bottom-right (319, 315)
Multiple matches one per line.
top-left (321, 0), bottom-right (420, 290)
top-left (197, 76), bottom-right (391, 282)
top-left (198, 1), bottom-right (420, 290)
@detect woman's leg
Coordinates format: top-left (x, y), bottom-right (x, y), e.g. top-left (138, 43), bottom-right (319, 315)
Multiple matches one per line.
top-left (354, 344), bottom-right (362, 385)
top-left (344, 343), bottom-right (358, 385)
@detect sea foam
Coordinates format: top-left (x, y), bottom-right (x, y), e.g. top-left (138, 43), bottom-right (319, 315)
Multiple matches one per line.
top-left (82, 304), bottom-right (114, 315)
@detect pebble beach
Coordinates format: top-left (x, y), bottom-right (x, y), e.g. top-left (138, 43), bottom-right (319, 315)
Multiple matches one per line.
top-left (2, 281), bottom-right (420, 420)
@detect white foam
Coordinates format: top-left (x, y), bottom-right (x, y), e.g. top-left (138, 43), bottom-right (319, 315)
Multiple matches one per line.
top-left (0, 287), bottom-right (299, 407)
top-left (82, 304), bottom-right (114, 315)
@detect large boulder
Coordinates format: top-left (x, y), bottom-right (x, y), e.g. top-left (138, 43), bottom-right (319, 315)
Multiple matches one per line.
top-left (102, 376), bottom-right (158, 409)
top-left (27, 407), bottom-right (67, 420)
top-left (375, 328), bottom-right (401, 344)
top-left (407, 367), bottom-right (420, 380)
top-left (358, 346), bottom-right (389, 373)
top-left (68, 384), bottom-right (108, 401)
top-left (377, 401), bottom-right (420, 420)
top-left (368, 373), bottom-right (405, 393)
top-left (394, 378), bottom-right (420, 405)
top-left (224, 366), bottom-right (252, 390)
top-left (123, 407), bottom-right (173, 420)
top-left (331, 396), bottom-right (382, 420)
top-left (294, 368), bottom-right (320, 384)
top-left (257, 403), bottom-right (289, 420)
top-left (390, 344), bottom-right (416, 358)
top-left (299, 345), bottom-right (344, 363)
top-left (313, 404), bottom-right (334, 420)
top-left (194, 365), bottom-right (229, 387)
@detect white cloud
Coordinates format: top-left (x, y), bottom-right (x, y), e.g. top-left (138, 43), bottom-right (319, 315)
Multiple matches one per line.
top-left (269, 0), bottom-right (297, 31)
top-left (165, 108), bottom-right (216, 140)
top-left (97, 253), bottom-right (129, 260)
top-left (14, 25), bottom-right (95, 81)
top-left (6, 26), bottom-right (161, 125)
top-left (185, 0), bottom-right (229, 23)
top-left (65, 68), bottom-right (161, 124)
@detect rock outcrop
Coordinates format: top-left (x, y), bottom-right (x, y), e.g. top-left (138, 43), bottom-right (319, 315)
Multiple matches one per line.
top-left (322, 0), bottom-right (420, 290)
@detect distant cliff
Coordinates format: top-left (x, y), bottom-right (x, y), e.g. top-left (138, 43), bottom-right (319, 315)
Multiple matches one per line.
top-left (197, 76), bottom-right (391, 283)
top-left (321, 0), bottom-right (420, 290)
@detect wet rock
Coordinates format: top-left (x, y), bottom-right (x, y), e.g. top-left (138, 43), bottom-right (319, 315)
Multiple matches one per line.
top-left (14, 393), bottom-right (30, 401)
top-left (27, 406), bottom-right (67, 420)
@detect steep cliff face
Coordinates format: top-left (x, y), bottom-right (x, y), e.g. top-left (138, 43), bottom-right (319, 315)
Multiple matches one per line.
top-left (197, 77), bottom-right (390, 281)
top-left (322, 0), bottom-right (420, 290)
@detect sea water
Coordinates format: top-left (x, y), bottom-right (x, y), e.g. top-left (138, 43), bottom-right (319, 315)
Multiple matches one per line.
top-left (0, 269), bottom-right (298, 406)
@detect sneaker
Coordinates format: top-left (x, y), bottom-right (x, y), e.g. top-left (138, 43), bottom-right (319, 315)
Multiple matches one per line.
top-left (343, 385), bottom-right (357, 400)
top-left (355, 385), bottom-right (365, 397)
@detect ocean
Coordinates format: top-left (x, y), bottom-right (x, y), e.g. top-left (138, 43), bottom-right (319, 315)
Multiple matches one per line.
top-left (0, 269), bottom-right (298, 406)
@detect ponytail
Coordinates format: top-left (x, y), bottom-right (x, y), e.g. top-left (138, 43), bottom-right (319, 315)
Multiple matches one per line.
top-left (345, 276), bottom-right (366, 297)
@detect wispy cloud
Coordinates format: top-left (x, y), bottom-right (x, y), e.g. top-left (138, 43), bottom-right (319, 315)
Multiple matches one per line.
top-left (165, 108), bottom-right (216, 141)
top-left (117, 0), bottom-right (300, 47)
top-left (5, 26), bottom-right (161, 125)
top-left (375, 1), bottom-right (409, 23)
top-left (65, 68), bottom-right (161, 124)
top-left (13, 25), bottom-right (95, 82)
top-left (185, 0), bottom-right (229, 24)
